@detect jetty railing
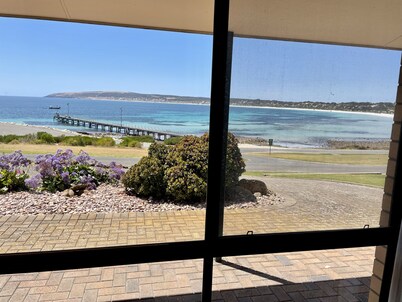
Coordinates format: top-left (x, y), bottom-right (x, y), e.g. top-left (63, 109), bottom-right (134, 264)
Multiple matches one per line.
top-left (53, 114), bottom-right (180, 141)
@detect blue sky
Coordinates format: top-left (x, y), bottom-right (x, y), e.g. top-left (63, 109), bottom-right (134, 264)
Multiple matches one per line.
top-left (0, 17), bottom-right (401, 102)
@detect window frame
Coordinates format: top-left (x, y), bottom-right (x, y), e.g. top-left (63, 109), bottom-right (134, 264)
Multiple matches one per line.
top-left (0, 1), bottom-right (401, 301)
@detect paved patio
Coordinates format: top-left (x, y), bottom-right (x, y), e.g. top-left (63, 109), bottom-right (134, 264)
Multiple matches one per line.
top-left (0, 178), bottom-right (383, 301)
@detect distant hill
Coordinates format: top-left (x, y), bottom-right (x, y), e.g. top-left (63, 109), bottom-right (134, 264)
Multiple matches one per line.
top-left (46, 91), bottom-right (395, 114)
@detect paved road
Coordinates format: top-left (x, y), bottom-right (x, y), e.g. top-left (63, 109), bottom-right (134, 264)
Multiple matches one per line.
top-left (240, 146), bottom-right (387, 173)
top-left (242, 154), bottom-right (386, 173)
top-left (0, 177), bottom-right (380, 301)
top-left (24, 147), bottom-right (387, 174)
top-left (92, 154), bottom-right (386, 174)
top-left (241, 146), bottom-right (388, 154)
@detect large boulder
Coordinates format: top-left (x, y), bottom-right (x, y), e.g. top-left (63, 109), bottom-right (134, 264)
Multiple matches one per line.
top-left (225, 186), bottom-right (256, 203)
top-left (238, 179), bottom-right (268, 195)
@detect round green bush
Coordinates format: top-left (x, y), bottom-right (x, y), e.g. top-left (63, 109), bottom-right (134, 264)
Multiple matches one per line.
top-left (163, 135), bottom-right (209, 202)
top-left (148, 143), bottom-right (171, 162)
top-left (123, 132), bottom-right (245, 203)
top-left (122, 156), bottom-right (166, 198)
top-left (165, 163), bottom-right (207, 202)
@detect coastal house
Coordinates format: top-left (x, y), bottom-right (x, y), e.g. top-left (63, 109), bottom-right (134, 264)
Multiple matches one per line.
top-left (0, 1), bottom-right (402, 301)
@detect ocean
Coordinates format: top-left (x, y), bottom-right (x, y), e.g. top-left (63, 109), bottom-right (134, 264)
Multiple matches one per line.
top-left (0, 96), bottom-right (393, 147)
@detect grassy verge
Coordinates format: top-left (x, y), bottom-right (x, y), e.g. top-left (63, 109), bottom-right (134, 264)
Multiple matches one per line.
top-left (252, 152), bottom-right (388, 165)
top-left (244, 171), bottom-right (386, 188)
top-left (0, 143), bottom-right (148, 158)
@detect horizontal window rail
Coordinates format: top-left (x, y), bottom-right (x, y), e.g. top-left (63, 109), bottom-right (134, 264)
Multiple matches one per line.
top-left (0, 227), bottom-right (391, 274)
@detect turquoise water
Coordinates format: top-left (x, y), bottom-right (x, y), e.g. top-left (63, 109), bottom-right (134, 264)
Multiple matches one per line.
top-left (0, 96), bottom-right (393, 147)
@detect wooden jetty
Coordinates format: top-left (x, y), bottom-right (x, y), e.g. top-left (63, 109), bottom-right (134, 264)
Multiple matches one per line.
top-left (53, 114), bottom-right (180, 141)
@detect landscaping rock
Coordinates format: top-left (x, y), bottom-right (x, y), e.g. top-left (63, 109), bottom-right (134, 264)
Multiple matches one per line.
top-left (225, 186), bottom-right (256, 203)
top-left (62, 189), bottom-right (75, 197)
top-left (71, 184), bottom-right (88, 191)
top-left (70, 184), bottom-right (88, 196)
top-left (238, 179), bottom-right (268, 195)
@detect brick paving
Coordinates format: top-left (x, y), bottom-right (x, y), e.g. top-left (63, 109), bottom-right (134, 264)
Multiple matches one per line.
top-left (0, 178), bottom-right (383, 301)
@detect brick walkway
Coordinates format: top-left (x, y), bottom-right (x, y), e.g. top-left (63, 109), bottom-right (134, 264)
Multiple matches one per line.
top-left (0, 178), bottom-right (383, 301)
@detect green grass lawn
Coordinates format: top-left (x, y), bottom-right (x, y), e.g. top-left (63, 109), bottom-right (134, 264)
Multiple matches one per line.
top-left (252, 152), bottom-right (388, 165)
top-left (244, 171), bottom-right (386, 187)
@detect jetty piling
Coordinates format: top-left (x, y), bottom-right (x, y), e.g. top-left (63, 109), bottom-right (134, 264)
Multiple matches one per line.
top-left (53, 114), bottom-right (180, 141)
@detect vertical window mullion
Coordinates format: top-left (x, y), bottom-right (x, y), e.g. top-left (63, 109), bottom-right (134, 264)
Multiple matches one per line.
top-left (202, 0), bottom-right (231, 301)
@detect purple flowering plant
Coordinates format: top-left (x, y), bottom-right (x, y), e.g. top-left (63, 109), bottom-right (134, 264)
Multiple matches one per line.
top-left (28, 149), bottom-right (125, 192)
top-left (0, 151), bottom-right (31, 193)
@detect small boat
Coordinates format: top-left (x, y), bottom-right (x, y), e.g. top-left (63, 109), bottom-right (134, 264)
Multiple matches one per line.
top-left (49, 106), bottom-right (61, 109)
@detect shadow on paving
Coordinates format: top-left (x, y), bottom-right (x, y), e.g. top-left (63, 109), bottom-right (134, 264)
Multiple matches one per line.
top-left (122, 277), bottom-right (370, 302)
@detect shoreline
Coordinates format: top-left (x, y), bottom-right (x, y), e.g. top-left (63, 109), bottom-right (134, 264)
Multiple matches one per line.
top-left (230, 104), bottom-right (394, 118)
top-left (50, 96), bottom-right (394, 118)
top-left (0, 121), bottom-right (78, 137)
top-left (0, 121), bottom-right (391, 150)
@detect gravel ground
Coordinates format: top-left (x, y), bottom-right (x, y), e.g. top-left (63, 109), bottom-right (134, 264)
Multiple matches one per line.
top-left (0, 184), bottom-right (284, 215)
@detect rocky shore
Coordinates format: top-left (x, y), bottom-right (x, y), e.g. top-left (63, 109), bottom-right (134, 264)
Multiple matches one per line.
top-left (326, 139), bottom-right (390, 150)
top-left (236, 136), bottom-right (270, 146)
top-left (237, 135), bottom-right (390, 150)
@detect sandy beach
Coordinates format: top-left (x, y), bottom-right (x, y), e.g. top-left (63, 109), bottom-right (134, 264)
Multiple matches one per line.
top-left (0, 122), bottom-right (78, 136)
top-left (0, 121), bottom-right (391, 150)
top-left (84, 98), bottom-right (395, 118)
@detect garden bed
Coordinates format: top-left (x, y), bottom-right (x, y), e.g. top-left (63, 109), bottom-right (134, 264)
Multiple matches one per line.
top-left (0, 183), bottom-right (284, 215)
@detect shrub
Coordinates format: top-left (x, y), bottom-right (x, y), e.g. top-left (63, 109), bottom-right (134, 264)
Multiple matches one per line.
top-left (53, 135), bottom-right (64, 143)
top-left (0, 133), bottom-right (58, 145)
top-left (0, 170), bottom-right (28, 193)
top-left (17, 134), bottom-right (37, 144)
top-left (164, 135), bottom-right (209, 202)
top-left (0, 150), bottom-right (31, 172)
top-left (165, 163), bottom-right (207, 202)
top-left (163, 136), bottom-right (183, 145)
top-left (122, 156), bottom-right (166, 198)
top-left (127, 141), bottom-right (141, 148)
top-left (0, 151), bottom-right (31, 193)
top-left (122, 143), bottom-right (170, 198)
top-left (148, 143), bottom-right (171, 162)
top-left (0, 135), bottom-right (19, 144)
top-left (224, 133), bottom-right (246, 188)
top-left (123, 132), bottom-right (245, 203)
top-left (135, 135), bottom-right (155, 143)
top-left (28, 149), bottom-right (124, 192)
top-left (60, 136), bottom-right (94, 146)
top-left (120, 135), bottom-right (155, 147)
top-left (94, 137), bottom-right (115, 147)
top-left (59, 136), bottom-right (83, 146)
top-left (37, 132), bottom-right (56, 144)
